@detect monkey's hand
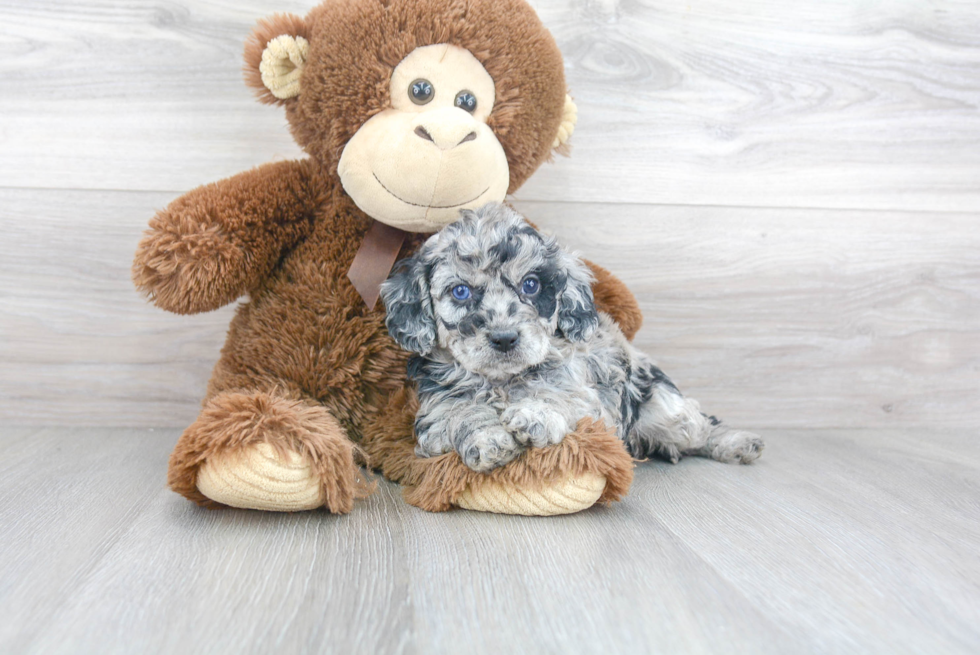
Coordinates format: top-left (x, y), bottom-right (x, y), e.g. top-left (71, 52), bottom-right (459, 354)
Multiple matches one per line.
top-left (585, 260), bottom-right (643, 341)
top-left (133, 159), bottom-right (319, 314)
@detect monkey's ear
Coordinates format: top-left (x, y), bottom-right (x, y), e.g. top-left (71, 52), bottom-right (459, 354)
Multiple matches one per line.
top-left (380, 256), bottom-right (438, 356)
top-left (243, 13), bottom-right (310, 105)
top-left (552, 94), bottom-right (578, 155)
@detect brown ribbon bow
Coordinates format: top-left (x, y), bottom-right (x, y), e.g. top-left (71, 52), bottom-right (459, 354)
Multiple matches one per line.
top-left (346, 221), bottom-right (409, 310)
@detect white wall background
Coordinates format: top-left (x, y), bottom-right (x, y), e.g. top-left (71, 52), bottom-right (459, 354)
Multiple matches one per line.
top-left (1, 0), bottom-right (978, 429)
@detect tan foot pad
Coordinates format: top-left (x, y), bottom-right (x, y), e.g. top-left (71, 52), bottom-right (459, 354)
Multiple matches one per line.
top-left (455, 472), bottom-right (607, 516)
top-left (196, 442), bottom-right (324, 512)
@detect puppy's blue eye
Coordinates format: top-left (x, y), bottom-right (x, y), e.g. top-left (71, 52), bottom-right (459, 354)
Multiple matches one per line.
top-left (451, 284), bottom-right (471, 300)
top-left (521, 276), bottom-right (540, 295)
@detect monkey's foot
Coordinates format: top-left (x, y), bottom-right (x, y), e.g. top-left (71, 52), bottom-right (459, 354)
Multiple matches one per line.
top-left (196, 442), bottom-right (323, 512)
top-left (361, 389), bottom-right (634, 516)
top-left (169, 390), bottom-right (367, 513)
top-left (455, 472), bottom-right (607, 516)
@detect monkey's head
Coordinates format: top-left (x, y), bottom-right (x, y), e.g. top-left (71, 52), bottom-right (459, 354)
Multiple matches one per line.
top-left (244, 0), bottom-right (576, 233)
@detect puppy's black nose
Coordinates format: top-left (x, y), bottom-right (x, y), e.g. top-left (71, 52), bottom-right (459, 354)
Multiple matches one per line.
top-left (488, 330), bottom-right (520, 352)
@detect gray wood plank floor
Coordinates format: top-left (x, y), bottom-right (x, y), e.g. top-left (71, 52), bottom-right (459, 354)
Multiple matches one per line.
top-left (1, 427), bottom-right (977, 654)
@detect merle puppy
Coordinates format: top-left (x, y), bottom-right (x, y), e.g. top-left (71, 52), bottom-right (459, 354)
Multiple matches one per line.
top-left (380, 203), bottom-right (764, 472)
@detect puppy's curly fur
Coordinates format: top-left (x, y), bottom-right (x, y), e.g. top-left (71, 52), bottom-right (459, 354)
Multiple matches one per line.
top-left (381, 203), bottom-right (764, 472)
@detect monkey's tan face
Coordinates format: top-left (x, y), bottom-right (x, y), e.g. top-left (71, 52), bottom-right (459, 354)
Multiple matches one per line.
top-left (337, 44), bottom-right (510, 233)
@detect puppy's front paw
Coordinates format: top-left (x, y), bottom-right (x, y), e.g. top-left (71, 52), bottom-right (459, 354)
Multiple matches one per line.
top-left (501, 403), bottom-right (569, 449)
top-left (415, 430), bottom-right (454, 459)
top-left (459, 425), bottom-right (522, 472)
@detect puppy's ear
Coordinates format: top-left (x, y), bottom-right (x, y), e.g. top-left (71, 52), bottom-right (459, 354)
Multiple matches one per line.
top-left (557, 254), bottom-right (599, 342)
top-left (381, 255), bottom-right (437, 355)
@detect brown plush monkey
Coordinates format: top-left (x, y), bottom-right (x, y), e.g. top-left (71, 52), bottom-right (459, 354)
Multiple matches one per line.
top-left (133, 0), bottom-right (642, 515)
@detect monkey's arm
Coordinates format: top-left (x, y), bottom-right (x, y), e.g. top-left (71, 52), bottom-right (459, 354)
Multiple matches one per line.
top-left (132, 159), bottom-right (321, 314)
top-left (584, 260), bottom-right (643, 341)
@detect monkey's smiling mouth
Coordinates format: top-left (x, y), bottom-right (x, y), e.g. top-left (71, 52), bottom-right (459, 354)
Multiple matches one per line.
top-left (372, 173), bottom-right (490, 209)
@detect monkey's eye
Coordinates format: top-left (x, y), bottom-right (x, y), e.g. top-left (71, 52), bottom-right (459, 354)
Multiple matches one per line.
top-left (521, 276), bottom-right (540, 296)
top-left (454, 91), bottom-right (477, 113)
top-left (451, 284), bottom-right (472, 301)
top-left (410, 79), bottom-right (434, 105)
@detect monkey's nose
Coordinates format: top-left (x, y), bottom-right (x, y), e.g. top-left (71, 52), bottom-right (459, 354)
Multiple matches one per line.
top-left (412, 108), bottom-right (481, 150)
top-left (488, 330), bottom-right (520, 352)
top-left (414, 125), bottom-right (478, 149)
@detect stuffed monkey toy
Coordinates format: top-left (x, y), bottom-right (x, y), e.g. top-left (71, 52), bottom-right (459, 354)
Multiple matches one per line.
top-left (133, 0), bottom-right (642, 515)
